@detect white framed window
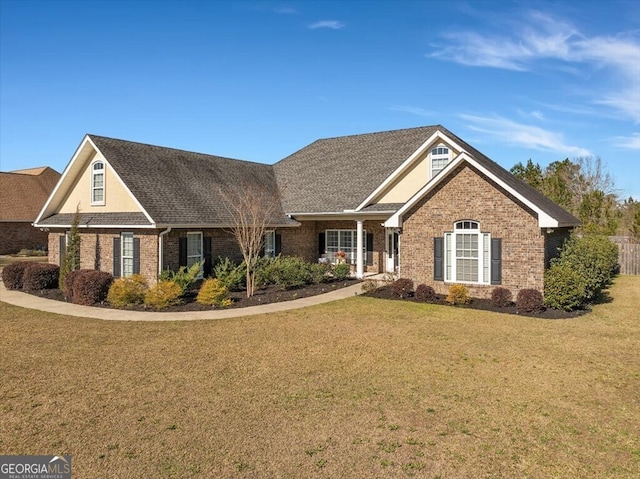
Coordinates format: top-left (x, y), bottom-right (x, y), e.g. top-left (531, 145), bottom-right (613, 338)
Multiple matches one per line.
top-left (121, 232), bottom-right (134, 277)
top-left (430, 144), bottom-right (451, 178)
top-left (444, 221), bottom-right (490, 284)
top-left (325, 229), bottom-right (366, 264)
top-left (187, 232), bottom-right (203, 269)
top-left (91, 161), bottom-right (105, 205)
top-left (264, 230), bottom-right (276, 258)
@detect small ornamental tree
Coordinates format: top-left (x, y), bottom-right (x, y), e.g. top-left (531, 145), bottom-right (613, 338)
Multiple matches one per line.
top-left (218, 181), bottom-right (282, 298)
top-left (59, 208), bottom-right (81, 288)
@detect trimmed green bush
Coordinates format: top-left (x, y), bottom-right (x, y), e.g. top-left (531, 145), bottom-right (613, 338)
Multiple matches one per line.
top-left (1, 262), bottom-right (38, 290)
top-left (144, 281), bottom-right (182, 309)
top-left (107, 274), bottom-right (149, 307)
top-left (415, 284), bottom-right (437, 302)
top-left (516, 289), bottom-right (544, 313)
top-left (332, 262), bottom-right (351, 281)
top-left (490, 287), bottom-right (513, 308)
top-left (544, 263), bottom-right (588, 311)
top-left (214, 257), bottom-right (246, 291)
top-left (159, 261), bottom-right (202, 294)
top-left (267, 256), bottom-right (312, 290)
top-left (196, 278), bottom-right (232, 307)
top-left (70, 270), bottom-right (114, 305)
top-left (22, 263), bottom-right (60, 291)
top-left (446, 284), bottom-right (470, 305)
top-left (391, 278), bottom-right (414, 299)
top-left (555, 234), bottom-right (618, 301)
top-left (309, 262), bottom-right (331, 284)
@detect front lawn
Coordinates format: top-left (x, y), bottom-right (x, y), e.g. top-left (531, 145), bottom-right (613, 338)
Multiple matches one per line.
top-left (1, 276), bottom-right (638, 478)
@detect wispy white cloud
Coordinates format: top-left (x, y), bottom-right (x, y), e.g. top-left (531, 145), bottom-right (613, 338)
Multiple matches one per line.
top-left (613, 133), bottom-right (640, 150)
top-left (460, 113), bottom-right (591, 157)
top-left (275, 7), bottom-right (296, 15)
top-left (389, 105), bottom-right (434, 117)
top-left (308, 20), bottom-right (345, 30)
top-left (429, 11), bottom-right (640, 121)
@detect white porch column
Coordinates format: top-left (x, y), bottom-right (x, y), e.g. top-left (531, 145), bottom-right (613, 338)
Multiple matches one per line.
top-left (356, 219), bottom-right (364, 279)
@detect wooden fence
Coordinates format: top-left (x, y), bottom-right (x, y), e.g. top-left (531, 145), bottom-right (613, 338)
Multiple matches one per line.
top-left (609, 236), bottom-right (640, 275)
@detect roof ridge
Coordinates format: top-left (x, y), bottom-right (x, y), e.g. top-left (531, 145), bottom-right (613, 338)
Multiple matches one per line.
top-left (312, 125), bottom-right (441, 143)
top-left (87, 134), bottom-right (267, 166)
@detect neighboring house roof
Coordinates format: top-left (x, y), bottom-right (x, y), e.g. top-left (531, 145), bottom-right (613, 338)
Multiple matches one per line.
top-left (274, 126), bottom-right (440, 213)
top-left (0, 167), bottom-right (60, 222)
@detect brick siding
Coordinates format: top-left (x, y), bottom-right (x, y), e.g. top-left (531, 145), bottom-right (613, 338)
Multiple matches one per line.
top-left (401, 163), bottom-right (547, 298)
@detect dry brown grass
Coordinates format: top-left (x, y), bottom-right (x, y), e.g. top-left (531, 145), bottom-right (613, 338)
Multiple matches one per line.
top-left (1, 276), bottom-right (639, 478)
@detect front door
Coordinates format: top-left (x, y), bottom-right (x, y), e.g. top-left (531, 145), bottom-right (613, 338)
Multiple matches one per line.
top-left (386, 229), bottom-right (399, 273)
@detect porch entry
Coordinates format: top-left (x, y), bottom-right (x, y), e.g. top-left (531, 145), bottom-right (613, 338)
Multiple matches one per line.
top-left (386, 228), bottom-right (399, 273)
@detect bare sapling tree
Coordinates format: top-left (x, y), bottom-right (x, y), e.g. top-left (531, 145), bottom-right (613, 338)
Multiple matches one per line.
top-left (219, 181), bottom-right (282, 297)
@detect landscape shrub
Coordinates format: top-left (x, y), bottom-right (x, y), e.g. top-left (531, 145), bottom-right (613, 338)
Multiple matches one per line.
top-left (361, 279), bottom-right (379, 294)
top-left (332, 262), bottom-right (351, 281)
top-left (415, 284), bottom-right (437, 302)
top-left (22, 263), bottom-right (60, 291)
top-left (214, 257), bottom-right (246, 291)
top-left (446, 284), bottom-right (470, 305)
top-left (144, 281), bottom-right (183, 309)
top-left (159, 261), bottom-right (202, 294)
top-left (544, 263), bottom-right (588, 311)
top-left (265, 256), bottom-right (312, 290)
top-left (391, 278), bottom-right (414, 299)
top-left (309, 262), bottom-right (330, 284)
top-left (516, 289), bottom-right (544, 313)
top-left (107, 274), bottom-right (149, 307)
top-left (490, 287), bottom-right (513, 308)
top-left (1, 262), bottom-right (37, 290)
top-left (555, 234), bottom-right (618, 301)
top-left (71, 270), bottom-right (114, 305)
top-left (196, 278), bottom-right (232, 307)
top-left (62, 269), bottom-right (87, 300)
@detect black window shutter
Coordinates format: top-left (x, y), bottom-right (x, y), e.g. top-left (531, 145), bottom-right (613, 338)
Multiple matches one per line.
top-left (366, 233), bottom-right (374, 266)
top-left (59, 236), bottom-right (66, 267)
top-left (133, 238), bottom-right (140, 274)
top-left (491, 238), bottom-right (502, 285)
top-left (203, 236), bottom-right (212, 277)
top-left (434, 237), bottom-right (444, 281)
top-left (318, 232), bottom-right (325, 257)
top-left (179, 237), bottom-right (187, 267)
top-left (275, 234), bottom-right (282, 255)
top-left (113, 238), bottom-right (121, 278)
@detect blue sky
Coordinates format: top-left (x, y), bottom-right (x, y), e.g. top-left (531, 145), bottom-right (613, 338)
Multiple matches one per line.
top-left (1, 0), bottom-right (639, 199)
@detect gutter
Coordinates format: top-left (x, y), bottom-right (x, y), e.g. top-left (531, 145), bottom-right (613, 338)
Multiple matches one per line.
top-left (158, 227), bottom-right (172, 276)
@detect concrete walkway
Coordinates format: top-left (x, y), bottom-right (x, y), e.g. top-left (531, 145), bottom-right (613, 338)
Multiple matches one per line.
top-left (0, 280), bottom-right (364, 321)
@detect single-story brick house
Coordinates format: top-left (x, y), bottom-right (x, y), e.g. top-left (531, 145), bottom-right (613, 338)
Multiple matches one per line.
top-left (34, 126), bottom-right (580, 298)
top-left (0, 166), bottom-right (61, 254)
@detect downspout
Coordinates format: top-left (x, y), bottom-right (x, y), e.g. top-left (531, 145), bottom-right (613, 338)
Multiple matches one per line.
top-left (158, 227), bottom-right (172, 278)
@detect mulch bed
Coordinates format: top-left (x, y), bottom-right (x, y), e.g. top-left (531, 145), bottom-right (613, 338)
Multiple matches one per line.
top-left (24, 279), bottom-right (360, 312)
top-left (22, 279), bottom-right (588, 318)
top-left (362, 284), bottom-right (589, 319)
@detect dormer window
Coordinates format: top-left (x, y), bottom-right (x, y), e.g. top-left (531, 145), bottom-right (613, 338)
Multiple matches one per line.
top-left (91, 161), bottom-right (105, 205)
top-left (430, 145), bottom-right (451, 178)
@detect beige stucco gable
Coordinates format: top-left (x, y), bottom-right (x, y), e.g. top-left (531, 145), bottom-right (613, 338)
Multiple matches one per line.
top-left (374, 141), bottom-right (462, 204)
top-left (58, 150), bottom-right (142, 214)
top-left (357, 130), bottom-right (464, 209)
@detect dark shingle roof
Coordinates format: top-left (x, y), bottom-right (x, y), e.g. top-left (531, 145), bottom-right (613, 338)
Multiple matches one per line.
top-left (37, 212), bottom-right (152, 226)
top-left (88, 135), bottom-right (296, 226)
top-left (274, 125), bottom-right (579, 225)
top-left (0, 167), bottom-right (60, 221)
top-left (273, 126), bottom-right (440, 213)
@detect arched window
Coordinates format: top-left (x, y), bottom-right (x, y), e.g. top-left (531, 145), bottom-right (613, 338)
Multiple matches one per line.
top-left (430, 144), bottom-right (451, 178)
top-left (444, 220), bottom-right (490, 284)
top-left (91, 161), bottom-right (105, 204)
